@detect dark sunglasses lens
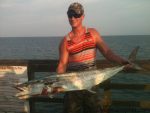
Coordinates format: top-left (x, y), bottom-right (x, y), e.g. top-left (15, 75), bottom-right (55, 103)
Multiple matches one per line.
top-left (74, 14), bottom-right (82, 18)
top-left (68, 13), bottom-right (81, 18)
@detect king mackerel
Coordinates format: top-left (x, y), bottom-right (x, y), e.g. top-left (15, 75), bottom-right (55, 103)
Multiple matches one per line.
top-left (15, 47), bottom-right (141, 100)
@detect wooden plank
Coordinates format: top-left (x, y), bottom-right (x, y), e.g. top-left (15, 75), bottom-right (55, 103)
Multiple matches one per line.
top-left (0, 59), bottom-right (149, 73)
top-left (0, 59), bottom-right (28, 65)
top-left (97, 60), bottom-right (150, 74)
top-left (29, 59), bottom-right (150, 73)
top-left (30, 96), bottom-right (63, 103)
top-left (27, 64), bottom-right (35, 80)
top-left (112, 100), bottom-right (150, 109)
top-left (100, 83), bottom-right (150, 90)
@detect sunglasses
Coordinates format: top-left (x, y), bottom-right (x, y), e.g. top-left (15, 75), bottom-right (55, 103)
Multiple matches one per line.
top-left (67, 11), bottom-right (82, 18)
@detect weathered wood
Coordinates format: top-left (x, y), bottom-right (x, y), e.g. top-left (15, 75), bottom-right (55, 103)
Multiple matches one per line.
top-left (100, 83), bottom-right (150, 90)
top-left (96, 60), bottom-right (150, 74)
top-left (30, 59), bottom-right (150, 73)
top-left (30, 96), bottom-right (63, 103)
top-left (29, 98), bottom-right (35, 113)
top-left (27, 64), bottom-right (35, 81)
top-left (0, 59), bottom-right (149, 113)
top-left (29, 98), bottom-right (150, 109)
top-left (0, 59), bottom-right (149, 72)
top-left (0, 59), bottom-right (28, 65)
top-left (112, 100), bottom-right (150, 109)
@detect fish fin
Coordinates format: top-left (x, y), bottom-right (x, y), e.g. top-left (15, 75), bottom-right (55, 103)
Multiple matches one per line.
top-left (127, 46), bottom-right (143, 70)
top-left (87, 89), bottom-right (96, 94)
top-left (128, 46), bottom-right (140, 62)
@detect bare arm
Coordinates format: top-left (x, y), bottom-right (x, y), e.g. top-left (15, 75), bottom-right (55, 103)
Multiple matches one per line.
top-left (56, 37), bottom-right (69, 74)
top-left (89, 28), bottom-right (129, 65)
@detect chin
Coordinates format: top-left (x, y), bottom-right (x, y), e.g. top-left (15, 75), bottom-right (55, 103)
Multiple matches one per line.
top-left (71, 23), bottom-right (79, 28)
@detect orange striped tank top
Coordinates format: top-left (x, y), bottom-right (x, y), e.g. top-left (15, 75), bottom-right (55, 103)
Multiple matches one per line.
top-left (66, 29), bottom-right (97, 71)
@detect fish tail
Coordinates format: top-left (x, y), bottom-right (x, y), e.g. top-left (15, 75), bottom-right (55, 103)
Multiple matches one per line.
top-left (128, 46), bottom-right (142, 70)
top-left (128, 46), bottom-right (140, 62)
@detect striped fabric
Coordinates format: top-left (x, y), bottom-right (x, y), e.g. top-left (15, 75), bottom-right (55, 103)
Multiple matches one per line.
top-left (66, 30), bottom-right (97, 71)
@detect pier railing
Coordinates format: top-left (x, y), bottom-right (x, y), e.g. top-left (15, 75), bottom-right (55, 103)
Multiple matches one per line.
top-left (0, 59), bottom-right (149, 113)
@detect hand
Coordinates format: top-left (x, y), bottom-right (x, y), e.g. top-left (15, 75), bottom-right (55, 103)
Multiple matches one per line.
top-left (123, 63), bottom-right (134, 71)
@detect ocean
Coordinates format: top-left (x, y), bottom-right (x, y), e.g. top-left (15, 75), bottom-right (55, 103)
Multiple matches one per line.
top-left (0, 35), bottom-right (149, 60)
top-left (0, 35), bottom-right (149, 113)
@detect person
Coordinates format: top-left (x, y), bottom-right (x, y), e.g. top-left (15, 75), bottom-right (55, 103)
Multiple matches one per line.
top-left (56, 2), bottom-right (130, 113)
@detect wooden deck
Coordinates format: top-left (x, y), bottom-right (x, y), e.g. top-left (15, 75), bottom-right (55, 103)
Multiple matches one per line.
top-left (0, 67), bottom-right (28, 112)
top-left (0, 59), bottom-right (149, 113)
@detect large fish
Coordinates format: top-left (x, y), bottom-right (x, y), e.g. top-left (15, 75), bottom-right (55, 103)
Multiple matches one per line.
top-left (15, 47), bottom-right (140, 100)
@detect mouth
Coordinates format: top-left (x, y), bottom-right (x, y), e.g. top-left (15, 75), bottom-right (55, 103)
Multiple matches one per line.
top-left (70, 21), bottom-right (77, 26)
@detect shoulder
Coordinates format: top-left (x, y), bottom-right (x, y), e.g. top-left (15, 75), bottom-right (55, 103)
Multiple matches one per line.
top-left (59, 36), bottom-right (68, 48)
top-left (87, 28), bottom-right (99, 35)
top-left (87, 28), bottom-right (102, 40)
top-left (61, 32), bottom-right (71, 44)
top-left (87, 28), bottom-right (103, 42)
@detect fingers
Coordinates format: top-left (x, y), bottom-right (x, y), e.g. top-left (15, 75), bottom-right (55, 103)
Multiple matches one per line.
top-left (123, 63), bottom-right (134, 71)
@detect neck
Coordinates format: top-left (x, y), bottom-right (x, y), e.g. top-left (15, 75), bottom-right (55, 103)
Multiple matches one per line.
top-left (72, 25), bottom-right (85, 36)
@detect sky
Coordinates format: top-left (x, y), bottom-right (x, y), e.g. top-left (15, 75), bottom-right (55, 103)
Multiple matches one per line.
top-left (0, 0), bottom-right (150, 37)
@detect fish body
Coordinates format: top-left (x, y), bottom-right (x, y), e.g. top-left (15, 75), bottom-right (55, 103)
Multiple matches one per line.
top-left (15, 66), bottom-right (124, 99)
top-left (52, 66), bottom-right (124, 91)
top-left (15, 46), bottom-right (140, 100)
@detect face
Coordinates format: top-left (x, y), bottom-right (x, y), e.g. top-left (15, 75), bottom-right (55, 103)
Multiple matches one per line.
top-left (67, 12), bottom-right (84, 28)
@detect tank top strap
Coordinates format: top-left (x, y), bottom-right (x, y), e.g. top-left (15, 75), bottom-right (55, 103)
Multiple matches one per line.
top-left (85, 27), bottom-right (91, 35)
top-left (85, 28), bottom-right (92, 38)
top-left (85, 27), bottom-right (88, 33)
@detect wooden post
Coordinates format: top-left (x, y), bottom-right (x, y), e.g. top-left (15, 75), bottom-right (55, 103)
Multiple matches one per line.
top-left (27, 63), bottom-right (35, 113)
top-left (27, 63), bottom-right (35, 81)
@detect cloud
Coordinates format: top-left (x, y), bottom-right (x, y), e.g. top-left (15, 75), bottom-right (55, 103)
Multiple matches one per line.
top-left (0, 0), bottom-right (150, 36)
